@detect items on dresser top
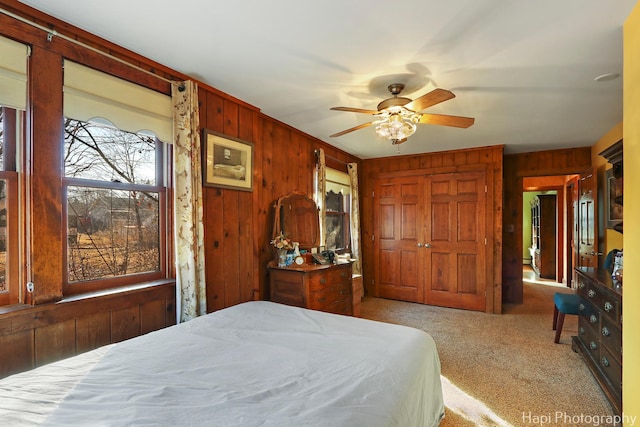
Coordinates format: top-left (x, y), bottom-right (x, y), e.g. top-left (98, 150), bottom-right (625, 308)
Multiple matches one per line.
top-left (572, 267), bottom-right (622, 415)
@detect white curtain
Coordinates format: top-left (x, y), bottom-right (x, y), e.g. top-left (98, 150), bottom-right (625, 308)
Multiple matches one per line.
top-left (315, 149), bottom-right (327, 248)
top-left (172, 81), bottom-right (207, 322)
top-left (347, 163), bottom-right (362, 275)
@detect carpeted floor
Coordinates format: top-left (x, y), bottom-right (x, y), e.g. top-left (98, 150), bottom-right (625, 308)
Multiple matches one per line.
top-left (360, 282), bottom-right (614, 427)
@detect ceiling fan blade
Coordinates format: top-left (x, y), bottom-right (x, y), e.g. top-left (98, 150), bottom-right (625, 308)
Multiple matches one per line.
top-left (330, 122), bottom-right (373, 138)
top-left (330, 106), bottom-right (379, 115)
top-left (404, 88), bottom-right (455, 112)
top-left (418, 113), bottom-right (475, 128)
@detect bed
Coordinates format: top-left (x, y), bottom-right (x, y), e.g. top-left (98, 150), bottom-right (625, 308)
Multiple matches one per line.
top-left (0, 301), bottom-right (444, 426)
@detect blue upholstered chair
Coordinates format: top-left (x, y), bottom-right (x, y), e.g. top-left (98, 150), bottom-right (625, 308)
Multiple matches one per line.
top-left (552, 292), bottom-right (581, 344)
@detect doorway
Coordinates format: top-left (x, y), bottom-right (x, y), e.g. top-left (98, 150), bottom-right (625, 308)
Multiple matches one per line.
top-left (522, 175), bottom-right (578, 289)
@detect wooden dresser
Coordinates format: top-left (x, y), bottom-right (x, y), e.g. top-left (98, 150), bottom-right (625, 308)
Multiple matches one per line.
top-left (572, 267), bottom-right (622, 415)
top-left (268, 261), bottom-right (353, 316)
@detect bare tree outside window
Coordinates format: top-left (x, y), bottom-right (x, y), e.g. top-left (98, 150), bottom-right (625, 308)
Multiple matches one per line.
top-left (64, 118), bottom-right (162, 283)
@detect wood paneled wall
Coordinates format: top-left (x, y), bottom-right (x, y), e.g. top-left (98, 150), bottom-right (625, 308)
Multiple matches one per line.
top-left (503, 147), bottom-right (591, 303)
top-left (361, 145), bottom-right (504, 313)
top-left (0, 282), bottom-right (175, 379)
top-left (198, 89), bottom-right (361, 311)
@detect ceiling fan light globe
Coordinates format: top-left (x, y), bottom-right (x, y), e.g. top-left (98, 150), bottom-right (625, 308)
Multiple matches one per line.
top-left (375, 117), bottom-right (416, 142)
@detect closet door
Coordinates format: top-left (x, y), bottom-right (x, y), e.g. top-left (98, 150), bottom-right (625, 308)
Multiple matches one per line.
top-left (374, 175), bottom-right (425, 303)
top-left (423, 171), bottom-right (487, 311)
top-left (373, 170), bottom-right (488, 311)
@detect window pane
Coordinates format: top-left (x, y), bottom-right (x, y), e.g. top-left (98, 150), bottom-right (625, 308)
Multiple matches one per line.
top-left (0, 179), bottom-right (6, 292)
top-left (64, 118), bottom-right (157, 185)
top-left (67, 186), bottom-right (160, 282)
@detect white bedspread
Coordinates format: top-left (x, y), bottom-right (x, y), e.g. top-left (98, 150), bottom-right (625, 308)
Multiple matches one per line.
top-left (0, 301), bottom-right (444, 426)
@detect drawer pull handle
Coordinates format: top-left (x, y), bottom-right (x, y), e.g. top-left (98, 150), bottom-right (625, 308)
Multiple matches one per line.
top-left (341, 272), bottom-right (348, 278)
top-left (589, 341), bottom-right (597, 350)
top-left (604, 302), bottom-right (613, 312)
top-left (590, 315), bottom-right (597, 324)
top-left (588, 289), bottom-right (595, 298)
top-left (602, 327), bottom-right (610, 337)
top-left (578, 303), bottom-right (585, 311)
top-left (317, 297), bottom-right (326, 303)
top-left (579, 327), bottom-right (585, 335)
top-left (601, 357), bottom-right (610, 368)
top-left (579, 282), bottom-right (585, 289)
top-left (339, 290), bottom-right (346, 295)
top-left (320, 278), bottom-right (327, 284)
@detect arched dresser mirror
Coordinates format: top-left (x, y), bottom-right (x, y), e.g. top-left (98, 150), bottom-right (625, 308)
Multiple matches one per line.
top-left (272, 191), bottom-right (319, 250)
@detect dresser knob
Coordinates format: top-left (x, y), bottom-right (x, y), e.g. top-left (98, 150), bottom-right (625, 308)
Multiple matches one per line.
top-left (317, 297), bottom-right (326, 303)
top-left (578, 282), bottom-right (585, 289)
top-left (579, 327), bottom-right (585, 335)
top-left (604, 302), bottom-right (613, 312)
top-left (590, 315), bottom-right (597, 324)
top-left (602, 327), bottom-right (610, 337)
top-left (588, 289), bottom-right (595, 298)
top-left (601, 357), bottom-right (610, 368)
top-left (589, 341), bottom-right (597, 350)
top-left (320, 278), bottom-right (326, 284)
top-left (578, 303), bottom-right (585, 311)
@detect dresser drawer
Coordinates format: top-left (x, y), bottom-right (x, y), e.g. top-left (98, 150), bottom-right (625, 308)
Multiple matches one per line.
top-left (576, 275), bottom-right (589, 296)
top-left (600, 317), bottom-right (622, 361)
top-left (308, 283), bottom-right (351, 310)
top-left (579, 307), bottom-right (599, 330)
top-left (327, 264), bottom-right (352, 285)
top-left (308, 272), bottom-right (331, 292)
top-left (322, 298), bottom-right (352, 316)
top-left (600, 346), bottom-right (622, 397)
top-left (270, 270), bottom-right (305, 306)
top-left (577, 322), bottom-right (600, 362)
top-left (584, 284), bottom-right (620, 324)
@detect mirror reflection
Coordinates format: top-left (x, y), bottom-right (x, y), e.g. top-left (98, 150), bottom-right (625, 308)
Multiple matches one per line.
top-left (273, 192), bottom-right (319, 250)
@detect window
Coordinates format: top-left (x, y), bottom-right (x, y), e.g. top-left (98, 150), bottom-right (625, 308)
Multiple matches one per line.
top-left (61, 60), bottom-right (173, 295)
top-left (324, 168), bottom-right (351, 253)
top-left (63, 119), bottom-right (166, 293)
top-left (0, 35), bottom-right (27, 306)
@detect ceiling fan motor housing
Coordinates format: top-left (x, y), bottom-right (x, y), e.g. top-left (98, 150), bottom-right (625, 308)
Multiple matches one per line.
top-left (377, 97), bottom-right (412, 111)
top-left (378, 83), bottom-right (413, 111)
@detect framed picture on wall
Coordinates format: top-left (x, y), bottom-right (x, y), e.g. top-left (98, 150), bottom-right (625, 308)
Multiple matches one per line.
top-left (605, 168), bottom-right (623, 229)
top-left (202, 129), bottom-right (254, 191)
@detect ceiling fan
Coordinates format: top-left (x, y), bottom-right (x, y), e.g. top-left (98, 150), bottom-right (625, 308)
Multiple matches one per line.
top-left (330, 83), bottom-right (475, 145)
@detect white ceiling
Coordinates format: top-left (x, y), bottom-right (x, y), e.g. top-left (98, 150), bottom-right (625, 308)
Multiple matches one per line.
top-left (17, 0), bottom-right (637, 159)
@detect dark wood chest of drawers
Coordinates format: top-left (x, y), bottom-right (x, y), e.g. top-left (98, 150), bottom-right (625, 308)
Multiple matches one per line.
top-left (572, 267), bottom-right (622, 415)
top-left (268, 261), bottom-right (353, 316)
